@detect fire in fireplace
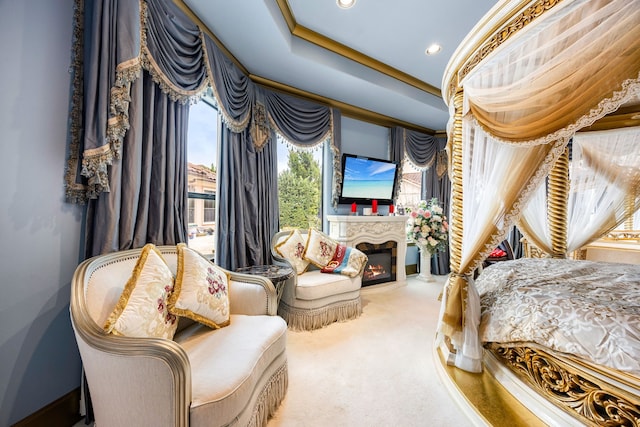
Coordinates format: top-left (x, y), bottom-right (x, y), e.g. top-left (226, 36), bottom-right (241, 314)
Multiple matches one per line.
top-left (357, 241), bottom-right (397, 286)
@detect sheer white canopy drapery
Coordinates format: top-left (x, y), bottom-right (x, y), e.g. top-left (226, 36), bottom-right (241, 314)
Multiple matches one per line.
top-left (439, 0), bottom-right (640, 373)
top-left (520, 126), bottom-right (640, 254)
top-left (437, 116), bottom-right (565, 372)
top-left (461, 0), bottom-right (640, 145)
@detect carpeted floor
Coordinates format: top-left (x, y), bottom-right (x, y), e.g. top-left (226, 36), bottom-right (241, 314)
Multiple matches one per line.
top-left (74, 274), bottom-right (472, 427)
top-left (267, 274), bottom-right (471, 427)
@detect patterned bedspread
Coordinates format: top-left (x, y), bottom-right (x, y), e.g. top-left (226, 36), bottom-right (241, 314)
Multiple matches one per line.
top-left (477, 258), bottom-right (640, 376)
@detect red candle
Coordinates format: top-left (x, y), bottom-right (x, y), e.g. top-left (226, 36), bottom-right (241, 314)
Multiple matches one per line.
top-left (372, 199), bottom-right (378, 213)
top-left (351, 202), bottom-right (357, 213)
top-left (389, 204), bottom-right (394, 214)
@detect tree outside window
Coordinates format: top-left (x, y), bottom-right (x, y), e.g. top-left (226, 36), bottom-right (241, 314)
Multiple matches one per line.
top-left (278, 147), bottom-right (323, 231)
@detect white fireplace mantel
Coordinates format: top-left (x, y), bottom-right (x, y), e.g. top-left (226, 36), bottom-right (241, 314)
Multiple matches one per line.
top-left (327, 215), bottom-right (408, 287)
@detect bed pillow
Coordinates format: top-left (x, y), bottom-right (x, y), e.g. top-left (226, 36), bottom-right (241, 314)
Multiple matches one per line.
top-left (321, 244), bottom-right (369, 277)
top-left (167, 243), bottom-right (231, 329)
top-left (274, 229), bottom-right (310, 274)
top-left (104, 244), bottom-right (178, 339)
top-left (303, 228), bottom-right (340, 268)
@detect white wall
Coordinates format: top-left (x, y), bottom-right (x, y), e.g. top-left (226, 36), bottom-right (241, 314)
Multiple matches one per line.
top-left (0, 0), bottom-right (84, 424)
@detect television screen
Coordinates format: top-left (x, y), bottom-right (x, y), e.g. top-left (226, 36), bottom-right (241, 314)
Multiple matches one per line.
top-left (339, 154), bottom-right (398, 204)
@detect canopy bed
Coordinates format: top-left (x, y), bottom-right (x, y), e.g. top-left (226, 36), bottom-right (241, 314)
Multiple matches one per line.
top-left (439, 0), bottom-right (640, 425)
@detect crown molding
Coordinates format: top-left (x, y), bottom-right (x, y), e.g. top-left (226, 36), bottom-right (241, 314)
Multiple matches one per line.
top-left (173, 0), bottom-right (440, 135)
top-left (275, 0), bottom-right (442, 99)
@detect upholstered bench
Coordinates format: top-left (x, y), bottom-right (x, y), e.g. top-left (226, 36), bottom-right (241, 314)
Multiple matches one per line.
top-left (70, 244), bottom-right (288, 427)
top-left (271, 229), bottom-right (367, 331)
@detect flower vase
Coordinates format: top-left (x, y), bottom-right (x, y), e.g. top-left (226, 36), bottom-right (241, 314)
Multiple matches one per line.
top-left (418, 249), bottom-right (435, 282)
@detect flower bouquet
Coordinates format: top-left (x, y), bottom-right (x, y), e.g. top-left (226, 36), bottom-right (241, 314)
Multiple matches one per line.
top-left (406, 198), bottom-right (449, 255)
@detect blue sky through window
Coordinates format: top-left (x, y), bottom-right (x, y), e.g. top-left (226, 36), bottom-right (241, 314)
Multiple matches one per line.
top-left (187, 100), bottom-right (217, 167)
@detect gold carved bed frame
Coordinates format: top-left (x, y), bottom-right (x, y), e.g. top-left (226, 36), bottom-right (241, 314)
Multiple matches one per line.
top-left (486, 343), bottom-right (640, 426)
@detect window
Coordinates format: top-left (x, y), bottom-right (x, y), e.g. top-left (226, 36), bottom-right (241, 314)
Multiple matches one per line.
top-left (396, 157), bottom-right (422, 210)
top-left (277, 141), bottom-right (323, 231)
top-left (203, 189), bottom-right (216, 223)
top-left (188, 198), bottom-right (195, 224)
top-left (187, 94), bottom-right (218, 257)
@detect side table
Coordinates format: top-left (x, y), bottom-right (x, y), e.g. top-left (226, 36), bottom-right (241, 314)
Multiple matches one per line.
top-left (235, 264), bottom-right (294, 303)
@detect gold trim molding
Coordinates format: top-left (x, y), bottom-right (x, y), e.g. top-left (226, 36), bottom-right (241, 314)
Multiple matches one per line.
top-left (173, 0), bottom-right (436, 135)
top-left (487, 344), bottom-right (640, 427)
top-left (274, 0), bottom-right (441, 99)
top-left (251, 75), bottom-right (434, 134)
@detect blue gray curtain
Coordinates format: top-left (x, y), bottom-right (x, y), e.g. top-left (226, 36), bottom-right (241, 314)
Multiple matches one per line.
top-left (213, 74), bottom-right (336, 270)
top-left (217, 126), bottom-right (279, 270)
top-left (75, 0), bottom-right (201, 257)
top-left (67, 0), bottom-right (338, 268)
top-left (391, 128), bottom-right (451, 274)
top-left (423, 137), bottom-right (451, 274)
top-left (84, 72), bottom-right (189, 256)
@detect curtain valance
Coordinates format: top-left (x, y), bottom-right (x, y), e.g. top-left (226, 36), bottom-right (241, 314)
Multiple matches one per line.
top-left (390, 126), bottom-right (445, 203)
top-left (203, 32), bottom-right (253, 132)
top-left (403, 129), bottom-right (441, 170)
top-left (65, 0), bottom-right (336, 204)
top-left (143, 0), bottom-right (209, 98)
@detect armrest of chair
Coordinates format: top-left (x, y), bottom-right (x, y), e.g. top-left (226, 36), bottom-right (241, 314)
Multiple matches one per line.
top-left (71, 255), bottom-right (192, 426)
top-left (228, 271), bottom-right (278, 316)
top-left (71, 292), bottom-right (192, 426)
top-left (76, 330), bottom-right (191, 426)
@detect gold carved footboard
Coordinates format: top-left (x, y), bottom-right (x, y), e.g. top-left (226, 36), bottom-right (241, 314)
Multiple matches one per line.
top-left (486, 343), bottom-right (640, 426)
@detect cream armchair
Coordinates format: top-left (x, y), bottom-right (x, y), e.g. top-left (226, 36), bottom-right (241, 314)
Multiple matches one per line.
top-left (271, 230), bottom-right (363, 331)
top-left (70, 246), bottom-right (288, 427)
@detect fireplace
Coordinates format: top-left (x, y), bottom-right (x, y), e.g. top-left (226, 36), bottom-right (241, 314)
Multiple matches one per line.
top-left (327, 215), bottom-right (407, 288)
top-left (357, 241), bottom-right (397, 287)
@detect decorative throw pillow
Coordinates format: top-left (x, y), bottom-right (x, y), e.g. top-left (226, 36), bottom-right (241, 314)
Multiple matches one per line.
top-left (104, 244), bottom-right (178, 339)
top-left (275, 229), bottom-right (310, 274)
top-left (167, 243), bottom-right (231, 329)
top-left (303, 228), bottom-right (339, 268)
top-left (321, 244), bottom-right (369, 278)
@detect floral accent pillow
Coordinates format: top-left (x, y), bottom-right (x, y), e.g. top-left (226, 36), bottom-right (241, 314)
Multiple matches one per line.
top-left (275, 229), bottom-right (310, 274)
top-left (167, 244), bottom-right (231, 329)
top-left (303, 228), bottom-right (339, 268)
top-left (321, 244), bottom-right (368, 278)
top-left (104, 244), bottom-right (178, 339)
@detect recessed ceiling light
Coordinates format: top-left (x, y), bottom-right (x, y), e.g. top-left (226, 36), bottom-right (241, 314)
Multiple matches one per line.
top-left (425, 44), bottom-right (442, 55)
top-left (337, 0), bottom-right (356, 9)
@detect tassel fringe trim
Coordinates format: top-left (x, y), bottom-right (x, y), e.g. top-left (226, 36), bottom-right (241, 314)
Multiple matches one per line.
top-left (278, 297), bottom-right (362, 331)
top-left (248, 361), bottom-right (288, 427)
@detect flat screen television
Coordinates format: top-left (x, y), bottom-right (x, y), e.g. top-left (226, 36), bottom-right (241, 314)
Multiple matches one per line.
top-left (338, 154), bottom-right (398, 205)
